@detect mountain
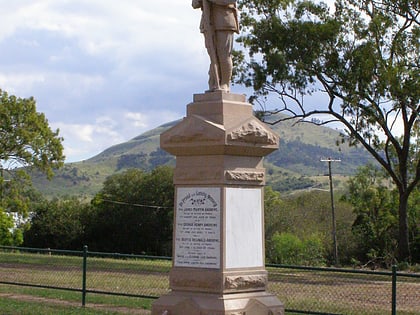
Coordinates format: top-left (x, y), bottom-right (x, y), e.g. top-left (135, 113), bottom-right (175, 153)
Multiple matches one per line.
top-left (32, 116), bottom-right (373, 198)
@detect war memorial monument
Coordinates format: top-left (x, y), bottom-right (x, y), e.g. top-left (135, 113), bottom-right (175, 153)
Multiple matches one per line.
top-left (152, 1), bottom-right (284, 314)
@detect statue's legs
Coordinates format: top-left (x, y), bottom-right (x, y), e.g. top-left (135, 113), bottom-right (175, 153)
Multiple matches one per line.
top-left (204, 30), bottom-right (221, 92)
top-left (215, 31), bottom-right (234, 92)
top-left (208, 63), bottom-right (220, 91)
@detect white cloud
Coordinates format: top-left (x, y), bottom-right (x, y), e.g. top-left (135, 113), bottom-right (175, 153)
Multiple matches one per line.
top-left (2, 0), bottom-right (200, 57)
top-left (125, 112), bottom-right (148, 129)
top-left (0, 73), bottom-right (46, 94)
top-left (53, 119), bottom-right (123, 162)
top-left (0, 1), bottom-right (212, 162)
top-left (51, 108), bottom-right (182, 162)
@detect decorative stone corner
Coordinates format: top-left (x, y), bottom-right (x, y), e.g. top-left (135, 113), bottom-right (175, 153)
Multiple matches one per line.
top-left (161, 115), bottom-right (223, 145)
top-left (224, 275), bottom-right (267, 291)
top-left (227, 119), bottom-right (278, 146)
top-left (225, 170), bottom-right (265, 183)
top-left (161, 93), bottom-right (279, 157)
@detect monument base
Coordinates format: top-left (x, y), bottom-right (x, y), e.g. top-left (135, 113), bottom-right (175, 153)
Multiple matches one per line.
top-left (151, 291), bottom-right (284, 315)
top-left (157, 91), bottom-right (283, 315)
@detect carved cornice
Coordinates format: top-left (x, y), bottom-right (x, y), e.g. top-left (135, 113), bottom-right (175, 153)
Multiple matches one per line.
top-left (225, 170), bottom-right (265, 182)
top-left (227, 120), bottom-right (278, 146)
top-left (224, 275), bottom-right (267, 291)
top-left (161, 115), bottom-right (224, 145)
top-left (164, 125), bottom-right (221, 144)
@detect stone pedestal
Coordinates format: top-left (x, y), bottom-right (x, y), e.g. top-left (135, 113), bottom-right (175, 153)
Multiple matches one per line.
top-left (152, 91), bottom-right (284, 315)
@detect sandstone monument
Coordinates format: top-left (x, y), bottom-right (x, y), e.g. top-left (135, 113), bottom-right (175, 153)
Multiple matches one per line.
top-left (151, 1), bottom-right (284, 314)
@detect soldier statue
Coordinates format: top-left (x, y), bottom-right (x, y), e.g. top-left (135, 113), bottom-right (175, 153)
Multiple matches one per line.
top-left (192, 0), bottom-right (239, 92)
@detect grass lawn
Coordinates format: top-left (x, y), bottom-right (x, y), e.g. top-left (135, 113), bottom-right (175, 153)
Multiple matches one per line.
top-left (0, 285), bottom-right (153, 314)
top-left (0, 297), bottom-right (119, 315)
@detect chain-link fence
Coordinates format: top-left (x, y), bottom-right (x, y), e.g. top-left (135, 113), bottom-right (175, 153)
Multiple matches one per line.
top-left (267, 264), bottom-right (420, 315)
top-left (83, 248), bottom-right (171, 299)
top-left (0, 246), bottom-right (170, 301)
top-left (1, 246), bottom-right (419, 315)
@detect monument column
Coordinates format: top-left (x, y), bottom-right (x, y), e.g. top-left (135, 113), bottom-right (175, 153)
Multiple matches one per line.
top-left (152, 91), bottom-right (284, 315)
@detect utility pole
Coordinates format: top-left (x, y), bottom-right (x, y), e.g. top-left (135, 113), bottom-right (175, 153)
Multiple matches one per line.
top-left (321, 158), bottom-right (341, 266)
top-left (0, 168), bottom-right (10, 206)
top-left (0, 168), bottom-right (3, 209)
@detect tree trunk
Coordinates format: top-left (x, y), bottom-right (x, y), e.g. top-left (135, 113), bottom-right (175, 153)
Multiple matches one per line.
top-left (398, 193), bottom-right (411, 262)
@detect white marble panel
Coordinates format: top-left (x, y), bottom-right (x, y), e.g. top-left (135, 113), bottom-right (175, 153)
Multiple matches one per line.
top-left (225, 187), bottom-right (263, 269)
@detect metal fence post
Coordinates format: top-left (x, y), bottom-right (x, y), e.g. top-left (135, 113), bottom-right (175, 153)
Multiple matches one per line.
top-left (392, 265), bottom-right (397, 315)
top-left (82, 245), bottom-right (88, 307)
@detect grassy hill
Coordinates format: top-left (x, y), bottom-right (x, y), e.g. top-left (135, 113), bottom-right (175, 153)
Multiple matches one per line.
top-left (32, 115), bottom-right (373, 198)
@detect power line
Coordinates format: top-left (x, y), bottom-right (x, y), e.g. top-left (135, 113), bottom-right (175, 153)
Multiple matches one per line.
top-left (101, 199), bottom-right (172, 210)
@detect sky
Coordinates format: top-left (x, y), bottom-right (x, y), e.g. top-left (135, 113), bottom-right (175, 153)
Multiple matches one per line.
top-left (1, 1), bottom-right (405, 164)
top-left (0, 0), bottom-right (234, 162)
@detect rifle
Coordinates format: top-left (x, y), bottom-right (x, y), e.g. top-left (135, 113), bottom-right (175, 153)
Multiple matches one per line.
top-left (202, 0), bottom-right (220, 91)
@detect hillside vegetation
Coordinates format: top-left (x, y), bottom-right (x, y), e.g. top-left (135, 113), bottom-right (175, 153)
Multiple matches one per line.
top-left (32, 115), bottom-right (372, 198)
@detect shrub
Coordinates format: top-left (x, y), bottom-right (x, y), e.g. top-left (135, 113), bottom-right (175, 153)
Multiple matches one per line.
top-left (270, 232), bottom-right (326, 266)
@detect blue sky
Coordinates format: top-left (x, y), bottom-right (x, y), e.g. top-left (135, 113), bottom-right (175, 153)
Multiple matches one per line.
top-left (3, 1), bottom-right (403, 164)
top-left (0, 0), bottom-right (233, 162)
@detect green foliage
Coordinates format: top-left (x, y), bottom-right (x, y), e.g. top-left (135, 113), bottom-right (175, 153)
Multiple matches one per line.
top-left (270, 174), bottom-right (314, 192)
top-left (271, 232), bottom-right (303, 265)
top-left (116, 148), bottom-right (173, 171)
top-left (117, 153), bottom-right (147, 170)
top-left (0, 89), bottom-right (64, 245)
top-left (264, 187), bottom-right (355, 265)
top-left (148, 148), bottom-right (173, 169)
top-left (236, 0), bottom-right (419, 261)
top-left (85, 166), bottom-right (174, 255)
top-left (23, 197), bottom-right (89, 249)
top-left (24, 166), bottom-right (175, 254)
top-left (343, 164), bottom-right (420, 265)
top-left (302, 234), bottom-right (327, 265)
top-left (270, 232), bottom-right (326, 266)
top-left (0, 170), bottom-right (35, 217)
top-left (0, 89), bottom-right (64, 178)
top-left (0, 209), bottom-right (14, 245)
top-left (264, 186), bottom-right (287, 250)
top-left (22, 166), bottom-right (171, 254)
top-left (346, 166), bottom-right (398, 265)
top-left (0, 169), bottom-right (40, 246)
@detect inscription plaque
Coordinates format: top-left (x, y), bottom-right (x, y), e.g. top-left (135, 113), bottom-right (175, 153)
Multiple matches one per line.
top-left (175, 187), bottom-right (221, 269)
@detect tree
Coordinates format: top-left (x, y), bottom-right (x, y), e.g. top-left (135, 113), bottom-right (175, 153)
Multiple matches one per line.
top-left (264, 186), bottom-right (290, 260)
top-left (86, 166), bottom-right (174, 255)
top-left (235, 0), bottom-right (419, 261)
top-left (343, 165), bottom-right (399, 266)
top-left (0, 209), bottom-right (15, 245)
top-left (0, 89), bottom-right (65, 242)
top-left (0, 89), bottom-right (64, 177)
top-left (0, 170), bottom-right (41, 246)
top-left (24, 197), bottom-right (88, 249)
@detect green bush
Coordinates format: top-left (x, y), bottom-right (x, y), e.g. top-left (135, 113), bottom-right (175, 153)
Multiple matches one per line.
top-left (271, 232), bottom-right (303, 265)
top-left (0, 209), bottom-right (14, 245)
top-left (301, 234), bottom-right (326, 266)
top-left (270, 232), bottom-right (326, 266)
